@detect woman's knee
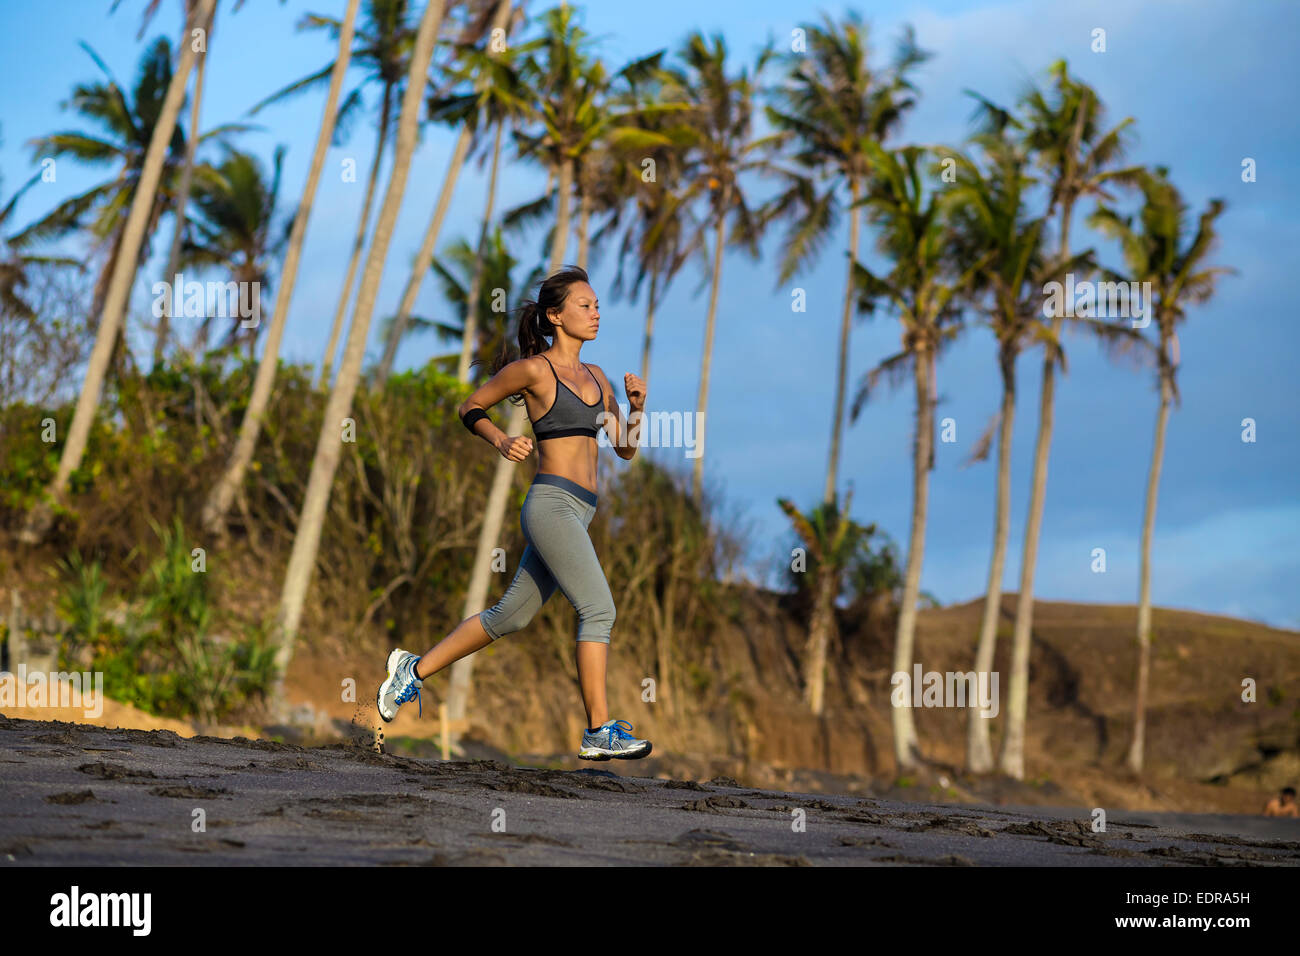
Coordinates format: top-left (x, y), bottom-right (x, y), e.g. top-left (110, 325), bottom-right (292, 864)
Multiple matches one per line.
top-left (480, 603), bottom-right (534, 641)
top-left (478, 607), bottom-right (505, 641)
top-left (576, 597), bottom-right (615, 644)
top-left (480, 554), bottom-right (550, 641)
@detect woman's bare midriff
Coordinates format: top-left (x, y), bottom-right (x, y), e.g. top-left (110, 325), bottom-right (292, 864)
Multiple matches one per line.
top-left (535, 435), bottom-right (599, 495)
top-left (522, 368), bottom-right (601, 497)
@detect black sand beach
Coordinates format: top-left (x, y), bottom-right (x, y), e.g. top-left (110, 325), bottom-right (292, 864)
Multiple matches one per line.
top-left (2, 715), bottom-right (1298, 867)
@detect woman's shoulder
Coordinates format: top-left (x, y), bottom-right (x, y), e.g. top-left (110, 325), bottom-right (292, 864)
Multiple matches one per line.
top-left (504, 353), bottom-right (551, 379)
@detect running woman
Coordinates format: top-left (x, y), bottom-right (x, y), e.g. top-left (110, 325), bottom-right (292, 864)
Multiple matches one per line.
top-left (376, 266), bottom-right (651, 760)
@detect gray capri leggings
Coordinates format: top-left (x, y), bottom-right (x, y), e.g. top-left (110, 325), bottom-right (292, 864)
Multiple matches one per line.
top-left (479, 473), bottom-right (615, 644)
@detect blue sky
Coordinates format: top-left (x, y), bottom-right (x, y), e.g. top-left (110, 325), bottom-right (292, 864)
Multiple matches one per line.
top-left (2, 0), bottom-right (1297, 629)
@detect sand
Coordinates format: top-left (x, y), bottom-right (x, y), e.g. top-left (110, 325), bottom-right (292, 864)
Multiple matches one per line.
top-left (2, 713), bottom-right (1298, 866)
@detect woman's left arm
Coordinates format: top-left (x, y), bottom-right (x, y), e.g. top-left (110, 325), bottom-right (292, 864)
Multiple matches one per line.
top-left (593, 364), bottom-right (645, 460)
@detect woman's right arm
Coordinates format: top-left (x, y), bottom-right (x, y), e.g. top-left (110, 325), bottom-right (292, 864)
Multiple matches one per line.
top-left (458, 358), bottom-right (537, 462)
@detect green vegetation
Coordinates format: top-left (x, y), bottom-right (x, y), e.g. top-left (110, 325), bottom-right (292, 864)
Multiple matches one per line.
top-left (54, 517), bottom-right (276, 723)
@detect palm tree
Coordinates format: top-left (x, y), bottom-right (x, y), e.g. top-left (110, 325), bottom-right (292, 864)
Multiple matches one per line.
top-left (19, 0), bottom-right (217, 546)
top-left (503, 9), bottom-right (688, 261)
top-left (0, 159), bottom-right (64, 320)
top-left (585, 46), bottom-right (696, 293)
top-left (453, 96), bottom-right (519, 383)
top-left (763, 13), bottom-right (929, 508)
top-left (779, 487), bottom-right (876, 715)
top-left (1089, 168), bottom-right (1231, 773)
top-left (849, 143), bottom-right (986, 770)
top-left (252, 0), bottom-right (421, 388)
top-left (660, 32), bottom-right (774, 508)
top-left (139, 0), bottom-right (215, 368)
top-left (184, 145), bottom-right (287, 357)
top-left (13, 37), bottom-right (229, 356)
top-left (597, 51), bottom-right (706, 444)
top-left (199, 0), bottom-right (361, 538)
top-left (941, 132), bottom-right (1051, 772)
top-left (609, 168), bottom-right (703, 470)
top-left (986, 61), bottom-right (1141, 779)
top-left (506, 38), bottom-right (692, 412)
top-left (1, 161), bottom-right (85, 409)
top-left (273, 0), bottom-right (447, 700)
top-left (374, 0), bottom-right (524, 381)
top-left (568, 56), bottom-right (657, 271)
top-left (572, 50), bottom-right (690, 274)
top-left (380, 226), bottom-right (538, 373)
top-left (113, 0), bottom-right (272, 367)
top-left (572, 135), bottom-right (607, 270)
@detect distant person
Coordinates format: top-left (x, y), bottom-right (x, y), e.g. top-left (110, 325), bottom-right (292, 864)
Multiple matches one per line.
top-left (375, 266), bottom-right (653, 761)
top-left (1263, 787), bottom-right (1298, 817)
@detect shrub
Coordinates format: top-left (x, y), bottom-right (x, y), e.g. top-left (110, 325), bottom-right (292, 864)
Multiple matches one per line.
top-left (55, 517), bottom-right (277, 723)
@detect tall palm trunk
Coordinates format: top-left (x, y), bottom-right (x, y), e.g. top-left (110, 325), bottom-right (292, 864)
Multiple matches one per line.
top-left (107, 179), bottom-right (164, 393)
top-left (691, 187), bottom-right (728, 508)
top-left (445, 155), bottom-right (574, 735)
top-left (999, 347), bottom-right (1055, 778)
top-left (576, 188), bottom-right (591, 271)
top-left (89, 226), bottom-right (127, 373)
top-left (967, 351), bottom-right (1015, 772)
top-left (823, 180), bottom-right (859, 506)
top-left (19, 0), bottom-right (216, 546)
top-left (375, 124), bottom-right (472, 380)
top-left (457, 119), bottom-right (505, 382)
top-left (273, 0), bottom-right (448, 695)
top-left (891, 341), bottom-right (932, 769)
top-left (199, 0), bottom-right (360, 537)
top-left (549, 158), bottom-right (575, 300)
top-left (804, 557), bottom-right (837, 716)
top-left (154, 0), bottom-right (214, 369)
top-left (1000, 201), bottom-right (1074, 779)
top-left (318, 84), bottom-right (393, 388)
top-left (376, 0), bottom-right (514, 383)
top-left (1127, 360), bottom-right (1171, 772)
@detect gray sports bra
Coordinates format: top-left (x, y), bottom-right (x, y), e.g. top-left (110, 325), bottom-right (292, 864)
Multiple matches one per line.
top-left (531, 354), bottom-right (604, 440)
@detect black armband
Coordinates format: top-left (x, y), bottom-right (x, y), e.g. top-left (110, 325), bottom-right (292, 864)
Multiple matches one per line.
top-left (461, 407), bottom-right (491, 434)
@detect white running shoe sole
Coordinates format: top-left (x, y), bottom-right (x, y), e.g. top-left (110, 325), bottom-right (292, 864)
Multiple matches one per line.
top-left (579, 741), bottom-right (652, 761)
top-left (376, 648), bottom-right (412, 723)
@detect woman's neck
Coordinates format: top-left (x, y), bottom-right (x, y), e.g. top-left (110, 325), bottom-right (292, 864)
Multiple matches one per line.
top-left (547, 343), bottom-right (583, 368)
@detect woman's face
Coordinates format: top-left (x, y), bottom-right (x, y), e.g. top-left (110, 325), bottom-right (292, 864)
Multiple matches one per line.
top-left (549, 281), bottom-right (600, 341)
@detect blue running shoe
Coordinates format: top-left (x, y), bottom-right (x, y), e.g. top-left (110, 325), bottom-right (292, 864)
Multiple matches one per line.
top-left (579, 719), bottom-right (652, 760)
top-left (377, 648), bottom-right (422, 722)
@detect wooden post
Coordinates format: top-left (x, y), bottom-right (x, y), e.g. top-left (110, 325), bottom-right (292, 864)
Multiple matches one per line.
top-left (440, 702), bottom-right (450, 762)
top-left (437, 702), bottom-right (471, 761)
top-left (9, 590), bottom-right (26, 674)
